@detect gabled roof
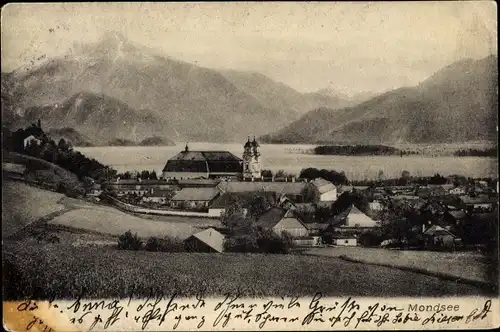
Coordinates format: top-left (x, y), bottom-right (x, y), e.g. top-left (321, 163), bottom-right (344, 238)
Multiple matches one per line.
top-left (327, 205), bottom-right (378, 228)
top-left (217, 181), bottom-right (307, 195)
top-left (209, 191), bottom-right (276, 209)
top-left (255, 207), bottom-right (308, 230)
top-left (459, 195), bottom-right (495, 205)
top-left (447, 210), bottom-right (467, 220)
top-left (424, 225), bottom-right (457, 238)
top-left (171, 187), bottom-right (220, 201)
top-left (311, 178), bottom-right (336, 194)
top-left (186, 228), bottom-right (225, 253)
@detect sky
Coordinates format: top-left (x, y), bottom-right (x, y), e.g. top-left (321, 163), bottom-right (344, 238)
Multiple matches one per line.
top-left (1, 2), bottom-right (497, 96)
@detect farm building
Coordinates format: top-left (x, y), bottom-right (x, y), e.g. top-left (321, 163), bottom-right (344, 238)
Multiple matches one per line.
top-left (445, 210), bottom-right (468, 225)
top-left (326, 205), bottom-right (379, 231)
top-left (217, 181), bottom-right (308, 202)
top-left (449, 186), bottom-right (467, 195)
top-left (170, 187), bottom-right (221, 209)
top-left (423, 225), bottom-right (461, 248)
top-left (311, 178), bottom-right (337, 202)
top-left (141, 189), bottom-right (176, 204)
top-left (332, 235), bottom-right (357, 247)
top-left (162, 144), bottom-right (243, 180)
top-left (416, 185), bottom-right (447, 198)
top-left (293, 236), bottom-right (322, 247)
top-left (305, 223), bottom-right (329, 236)
top-left (23, 135), bottom-right (42, 149)
top-left (86, 183), bottom-right (103, 197)
top-left (208, 191), bottom-right (277, 217)
top-left (255, 207), bottom-right (309, 238)
top-left (459, 195), bottom-right (495, 212)
top-left (368, 200), bottom-right (383, 211)
top-left (184, 228), bottom-right (225, 253)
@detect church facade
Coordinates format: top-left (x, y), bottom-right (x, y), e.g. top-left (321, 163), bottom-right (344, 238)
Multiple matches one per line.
top-left (162, 138), bottom-right (263, 180)
top-left (242, 137), bottom-right (262, 180)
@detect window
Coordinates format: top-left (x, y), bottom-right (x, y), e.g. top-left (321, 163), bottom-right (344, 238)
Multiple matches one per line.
top-left (345, 240), bottom-right (349, 244)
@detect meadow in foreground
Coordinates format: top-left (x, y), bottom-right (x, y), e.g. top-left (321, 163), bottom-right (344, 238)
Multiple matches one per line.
top-left (3, 241), bottom-right (486, 300)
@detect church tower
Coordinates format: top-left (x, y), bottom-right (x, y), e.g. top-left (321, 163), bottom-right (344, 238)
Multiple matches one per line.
top-left (242, 136), bottom-right (262, 180)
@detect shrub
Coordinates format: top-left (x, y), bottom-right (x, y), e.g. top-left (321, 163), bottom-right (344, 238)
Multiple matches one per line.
top-left (224, 228), bottom-right (294, 254)
top-left (145, 236), bottom-right (185, 252)
top-left (118, 231), bottom-right (143, 250)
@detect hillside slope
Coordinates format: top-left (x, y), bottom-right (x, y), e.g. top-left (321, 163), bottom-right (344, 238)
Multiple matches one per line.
top-left (220, 69), bottom-right (352, 115)
top-left (261, 55), bottom-right (498, 144)
top-left (12, 92), bottom-right (172, 146)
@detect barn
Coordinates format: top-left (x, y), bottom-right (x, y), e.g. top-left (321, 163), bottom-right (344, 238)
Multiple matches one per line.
top-left (255, 207), bottom-right (309, 238)
top-left (184, 228), bottom-right (225, 253)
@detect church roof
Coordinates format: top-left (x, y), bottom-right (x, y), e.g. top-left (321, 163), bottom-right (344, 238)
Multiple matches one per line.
top-left (163, 151), bottom-right (242, 173)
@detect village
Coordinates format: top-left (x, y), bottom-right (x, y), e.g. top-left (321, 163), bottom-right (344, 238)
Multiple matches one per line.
top-left (69, 136), bottom-right (498, 253)
top-left (2, 121), bottom-right (499, 301)
top-left (3, 125), bottom-right (498, 255)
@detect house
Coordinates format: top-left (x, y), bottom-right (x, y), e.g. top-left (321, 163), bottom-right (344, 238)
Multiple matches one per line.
top-left (445, 210), bottom-right (468, 225)
top-left (170, 187), bottom-right (221, 209)
top-left (311, 178), bottom-right (337, 201)
top-left (87, 183), bottom-right (103, 197)
top-left (306, 222), bottom-right (330, 236)
top-left (141, 189), bottom-right (175, 204)
top-left (332, 235), bottom-right (357, 247)
top-left (208, 191), bottom-right (277, 217)
top-left (368, 200), bottom-right (383, 211)
top-left (255, 207), bottom-right (309, 238)
top-left (217, 181), bottom-right (309, 202)
top-left (416, 185), bottom-right (447, 198)
top-left (423, 225), bottom-right (461, 248)
top-left (326, 205), bottom-right (379, 232)
top-left (23, 135), bottom-right (42, 149)
top-left (449, 186), bottom-right (467, 195)
top-left (338, 185), bottom-right (369, 193)
top-left (293, 236), bottom-right (322, 247)
top-left (459, 195), bottom-right (495, 212)
top-left (184, 228), bottom-right (225, 253)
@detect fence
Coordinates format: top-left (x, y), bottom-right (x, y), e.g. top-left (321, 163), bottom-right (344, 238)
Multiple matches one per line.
top-left (104, 195), bottom-right (216, 218)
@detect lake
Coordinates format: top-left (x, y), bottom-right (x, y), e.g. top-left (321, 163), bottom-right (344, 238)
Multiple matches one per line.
top-left (76, 143), bottom-right (498, 181)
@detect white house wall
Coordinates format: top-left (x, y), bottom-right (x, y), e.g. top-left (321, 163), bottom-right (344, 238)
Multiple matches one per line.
top-left (320, 190), bottom-right (337, 202)
top-left (273, 218), bottom-right (308, 237)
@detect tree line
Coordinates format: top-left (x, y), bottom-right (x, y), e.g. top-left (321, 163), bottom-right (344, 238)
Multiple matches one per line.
top-left (3, 123), bottom-right (117, 182)
top-left (454, 148), bottom-right (497, 157)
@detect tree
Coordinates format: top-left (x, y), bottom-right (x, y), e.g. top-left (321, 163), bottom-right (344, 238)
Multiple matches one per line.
top-left (300, 184), bottom-right (318, 203)
top-left (58, 138), bottom-right (69, 152)
top-left (261, 169), bottom-right (273, 178)
top-left (150, 170), bottom-right (158, 180)
top-left (246, 194), bottom-right (272, 221)
top-left (299, 168), bottom-right (348, 185)
top-left (220, 198), bottom-right (246, 229)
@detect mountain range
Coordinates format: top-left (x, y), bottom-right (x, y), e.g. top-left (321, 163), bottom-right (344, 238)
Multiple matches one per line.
top-left (2, 32), bottom-right (497, 146)
top-left (261, 55), bottom-right (498, 144)
top-left (1, 32), bottom-right (354, 145)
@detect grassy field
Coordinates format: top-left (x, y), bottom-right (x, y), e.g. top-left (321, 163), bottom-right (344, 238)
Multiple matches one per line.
top-left (2, 180), bottom-right (66, 237)
top-left (3, 241), bottom-right (486, 300)
top-left (305, 247), bottom-right (496, 286)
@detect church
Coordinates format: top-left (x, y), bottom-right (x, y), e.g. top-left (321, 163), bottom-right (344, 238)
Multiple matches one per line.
top-left (162, 137), bottom-right (263, 180)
